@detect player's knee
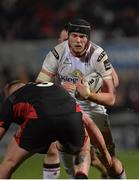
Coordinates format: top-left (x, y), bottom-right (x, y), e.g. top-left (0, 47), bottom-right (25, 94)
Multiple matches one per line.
top-left (74, 148), bottom-right (91, 166)
top-left (111, 156), bottom-right (123, 170)
top-left (77, 143), bottom-right (90, 161)
top-left (80, 144), bottom-right (90, 155)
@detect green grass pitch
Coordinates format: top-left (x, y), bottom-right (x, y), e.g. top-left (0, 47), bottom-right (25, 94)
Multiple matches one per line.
top-left (5, 150), bottom-right (138, 179)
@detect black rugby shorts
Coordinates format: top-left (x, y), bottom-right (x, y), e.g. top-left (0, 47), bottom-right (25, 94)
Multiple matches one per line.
top-left (14, 112), bottom-right (85, 154)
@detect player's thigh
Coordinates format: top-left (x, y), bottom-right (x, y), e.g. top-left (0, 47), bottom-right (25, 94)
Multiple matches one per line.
top-left (59, 112), bottom-right (85, 154)
top-left (2, 137), bottom-right (31, 167)
top-left (91, 112), bottom-right (114, 155)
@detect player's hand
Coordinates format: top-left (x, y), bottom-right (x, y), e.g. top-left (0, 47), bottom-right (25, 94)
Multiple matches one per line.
top-left (76, 77), bottom-right (91, 99)
top-left (61, 81), bottom-right (76, 92)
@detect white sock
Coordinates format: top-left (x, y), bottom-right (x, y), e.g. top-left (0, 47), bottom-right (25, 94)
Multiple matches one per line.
top-left (43, 163), bottom-right (60, 179)
top-left (118, 169), bottom-right (126, 179)
top-left (59, 151), bottom-right (74, 179)
top-left (109, 168), bottom-right (126, 179)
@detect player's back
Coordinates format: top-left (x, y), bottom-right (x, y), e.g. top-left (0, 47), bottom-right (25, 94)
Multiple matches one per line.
top-left (11, 82), bottom-right (78, 117)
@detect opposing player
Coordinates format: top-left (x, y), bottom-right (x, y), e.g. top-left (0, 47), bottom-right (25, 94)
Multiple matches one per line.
top-left (36, 18), bottom-right (126, 179)
top-left (0, 80), bottom-right (114, 179)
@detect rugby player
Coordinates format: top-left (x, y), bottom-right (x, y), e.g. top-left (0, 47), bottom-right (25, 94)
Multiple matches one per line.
top-left (0, 81), bottom-right (113, 178)
top-left (36, 18), bottom-right (126, 179)
top-left (43, 26), bottom-right (118, 179)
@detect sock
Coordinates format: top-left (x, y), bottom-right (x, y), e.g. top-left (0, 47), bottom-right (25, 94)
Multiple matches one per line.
top-left (117, 169), bottom-right (126, 179)
top-left (75, 171), bottom-right (88, 179)
top-left (109, 168), bottom-right (126, 179)
top-left (43, 163), bottom-right (60, 179)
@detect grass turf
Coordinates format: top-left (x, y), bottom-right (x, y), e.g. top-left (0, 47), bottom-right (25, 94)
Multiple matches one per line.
top-left (6, 150), bottom-right (139, 179)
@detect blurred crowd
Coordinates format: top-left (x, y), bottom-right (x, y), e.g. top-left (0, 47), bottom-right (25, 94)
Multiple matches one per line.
top-left (0, 0), bottom-right (139, 40)
top-left (0, 0), bottom-right (139, 114)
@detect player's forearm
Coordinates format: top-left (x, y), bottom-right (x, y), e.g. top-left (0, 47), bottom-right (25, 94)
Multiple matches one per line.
top-left (87, 92), bottom-right (116, 106)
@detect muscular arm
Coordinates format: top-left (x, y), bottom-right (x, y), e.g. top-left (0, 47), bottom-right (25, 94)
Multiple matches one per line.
top-left (111, 67), bottom-right (119, 88)
top-left (36, 69), bottom-right (55, 83)
top-left (88, 78), bottom-right (116, 106)
top-left (76, 78), bottom-right (116, 106)
top-left (36, 46), bottom-right (61, 83)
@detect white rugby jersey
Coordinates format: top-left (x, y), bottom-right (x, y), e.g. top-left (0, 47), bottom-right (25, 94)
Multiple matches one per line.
top-left (42, 41), bottom-right (112, 115)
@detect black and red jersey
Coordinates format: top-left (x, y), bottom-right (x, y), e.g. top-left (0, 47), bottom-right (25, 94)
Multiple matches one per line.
top-left (0, 82), bottom-right (80, 130)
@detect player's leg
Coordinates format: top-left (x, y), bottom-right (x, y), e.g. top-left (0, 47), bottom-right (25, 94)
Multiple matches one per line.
top-left (74, 131), bottom-right (91, 179)
top-left (84, 112), bottom-right (108, 178)
top-left (58, 144), bottom-right (91, 179)
top-left (59, 129), bottom-right (91, 179)
top-left (60, 111), bottom-right (113, 179)
top-left (90, 147), bottom-right (108, 178)
top-left (0, 137), bottom-right (32, 179)
top-left (59, 151), bottom-right (75, 178)
top-left (92, 112), bottom-right (126, 179)
top-left (58, 112), bottom-right (91, 179)
top-left (102, 127), bottom-right (126, 179)
top-left (43, 142), bottom-right (60, 179)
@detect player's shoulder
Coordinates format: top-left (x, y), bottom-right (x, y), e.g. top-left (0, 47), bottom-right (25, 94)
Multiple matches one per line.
top-left (90, 42), bottom-right (108, 62)
top-left (91, 42), bottom-right (105, 55)
top-left (51, 41), bottom-right (67, 60)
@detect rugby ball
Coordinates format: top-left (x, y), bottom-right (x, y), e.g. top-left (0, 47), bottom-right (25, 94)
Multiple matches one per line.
top-left (85, 72), bottom-right (103, 92)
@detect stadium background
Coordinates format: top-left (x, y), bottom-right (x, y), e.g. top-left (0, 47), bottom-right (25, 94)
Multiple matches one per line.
top-left (0, 0), bottom-right (139, 178)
